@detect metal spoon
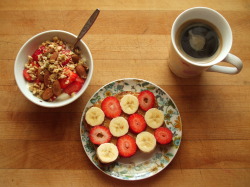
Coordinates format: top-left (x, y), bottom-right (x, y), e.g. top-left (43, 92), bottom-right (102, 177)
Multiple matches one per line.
top-left (73, 8), bottom-right (100, 49)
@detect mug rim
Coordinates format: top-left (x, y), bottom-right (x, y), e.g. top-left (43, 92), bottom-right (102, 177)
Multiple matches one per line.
top-left (171, 7), bottom-right (233, 67)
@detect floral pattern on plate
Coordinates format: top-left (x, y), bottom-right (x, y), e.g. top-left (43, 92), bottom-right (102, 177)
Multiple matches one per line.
top-left (80, 78), bottom-right (182, 180)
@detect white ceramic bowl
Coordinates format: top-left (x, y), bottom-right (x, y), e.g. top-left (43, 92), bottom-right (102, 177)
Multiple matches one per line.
top-left (14, 30), bottom-right (93, 108)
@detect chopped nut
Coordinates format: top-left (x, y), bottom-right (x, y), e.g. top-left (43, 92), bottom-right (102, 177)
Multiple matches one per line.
top-left (42, 88), bottom-right (53, 100)
top-left (44, 69), bottom-right (50, 87)
top-left (57, 46), bottom-right (62, 51)
top-left (50, 51), bottom-right (58, 62)
top-left (28, 56), bottom-right (33, 62)
top-left (72, 54), bottom-right (80, 63)
top-left (74, 48), bottom-right (81, 55)
top-left (53, 36), bottom-right (59, 41)
top-left (76, 64), bottom-right (87, 78)
top-left (52, 80), bottom-right (62, 96)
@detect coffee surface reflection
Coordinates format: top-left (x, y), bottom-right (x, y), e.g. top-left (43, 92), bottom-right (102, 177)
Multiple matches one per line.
top-left (176, 19), bottom-right (221, 62)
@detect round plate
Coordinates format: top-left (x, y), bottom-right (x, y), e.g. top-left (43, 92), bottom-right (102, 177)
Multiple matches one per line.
top-left (80, 78), bottom-right (182, 180)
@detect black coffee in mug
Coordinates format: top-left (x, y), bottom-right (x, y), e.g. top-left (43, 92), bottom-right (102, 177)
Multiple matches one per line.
top-left (176, 19), bottom-right (222, 63)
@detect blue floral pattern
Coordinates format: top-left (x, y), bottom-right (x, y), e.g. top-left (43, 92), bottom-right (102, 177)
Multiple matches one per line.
top-left (80, 78), bottom-right (182, 180)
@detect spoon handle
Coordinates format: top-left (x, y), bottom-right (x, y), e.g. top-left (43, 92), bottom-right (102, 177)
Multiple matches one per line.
top-left (74, 9), bottom-right (100, 48)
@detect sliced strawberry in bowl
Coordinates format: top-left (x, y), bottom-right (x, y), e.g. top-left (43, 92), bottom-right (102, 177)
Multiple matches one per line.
top-left (62, 58), bottom-right (71, 66)
top-left (89, 126), bottom-right (112, 145)
top-left (154, 127), bottom-right (173, 145)
top-left (128, 113), bottom-right (146, 134)
top-left (138, 90), bottom-right (155, 111)
top-left (75, 76), bottom-right (85, 84)
top-left (64, 81), bottom-right (83, 95)
top-left (32, 47), bottom-right (44, 62)
top-left (117, 135), bottom-right (137, 157)
top-left (23, 69), bottom-right (32, 82)
top-left (59, 68), bottom-right (78, 89)
top-left (101, 96), bottom-right (122, 118)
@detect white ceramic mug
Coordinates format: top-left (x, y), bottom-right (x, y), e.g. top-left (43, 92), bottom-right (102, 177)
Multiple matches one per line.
top-left (168, 7), bottom-right (243, 78)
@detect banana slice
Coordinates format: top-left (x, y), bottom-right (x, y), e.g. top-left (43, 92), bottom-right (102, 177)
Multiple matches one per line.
top-left (97, 143), bottom-right (119, 163)
top-left (120, 94), bottom-right (139, 114)
top-left (85, 107), bottom-right (105, 126)
top-left (136, 131), bottom-right (156, 153)
top-left (144, 108), bottom-right (164, 129)
top-left (109, 116), bottom-right (129, 137)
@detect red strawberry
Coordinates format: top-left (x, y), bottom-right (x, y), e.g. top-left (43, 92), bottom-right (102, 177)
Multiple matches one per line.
top-left (64, 81), bottom-right (82, 95)
top-left (62, 58), bottom-right (71, 66)
top-left (138, 90), bottom-right (155, 111)
top-left (89, 126), bottom-right (112, 145)
top-left (117, 135), bottom-right (137, 157)
top-left (59, 68), bottom-right (78, 89)
top-left (154, 127), bottom-right (173, 145)
top-left (128, 113), bottom-right (146, 134)
top-left (101, 96), bottom-right (122, 118)
top-left (75, 76), bottom-right (85, 84)
top-left (32, 48), bottom-right (43, 62)
top-left (23, 69), bottom-right (32, 82)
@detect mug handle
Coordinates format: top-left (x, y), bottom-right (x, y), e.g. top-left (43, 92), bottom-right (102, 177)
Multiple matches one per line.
top-left (206, 53), bottom-right (243, 74)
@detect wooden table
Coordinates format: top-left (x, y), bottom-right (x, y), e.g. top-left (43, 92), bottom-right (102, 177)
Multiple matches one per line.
top-left (0, 0), bottom-right (249, 186)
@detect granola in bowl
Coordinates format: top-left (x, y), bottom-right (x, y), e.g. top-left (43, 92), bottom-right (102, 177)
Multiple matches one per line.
top-left (23, 36), bottom-right (89, 102)
top-left (15, 30), bottom-right (93, 108)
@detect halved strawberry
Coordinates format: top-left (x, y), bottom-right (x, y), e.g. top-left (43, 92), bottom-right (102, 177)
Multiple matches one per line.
top-left (138, 90), bottom-right (155, 111)
top-left (63, 81), bottom-right (82, 95)
top-left (154, 127), bottom-right (173, 145)
top-left (32, 48), bottom-right (43, 62)
top-left (75, 76), bottom-right (85, 84)
top-left (89, 126), bottom-right (112, 145)
top-left (23, 69), bottom-right (32, 82)
top-left (101, 96), bottom-right (122, 118)
top-left (62, 58), bottom-right (71, 66)
top-left (116, 135), bottom-right (137, 157)
top-left (59, 68), bottom-right (78, 89)
top-left (128, 113), bottom-right (146, 134)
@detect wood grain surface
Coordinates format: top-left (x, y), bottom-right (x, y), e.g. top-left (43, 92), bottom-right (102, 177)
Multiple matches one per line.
top-left (0, 0), bottom-right (249, 186)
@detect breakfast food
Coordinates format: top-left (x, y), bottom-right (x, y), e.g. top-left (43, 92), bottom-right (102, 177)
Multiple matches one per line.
top-left (138, 90), bottom-right (155, 111)
top-left (117, 135), bottom-right (137, 157)
top-left (97, 143), bottom-right (119, 163)
top-left (85, 107), bottom-right (105, 126)
top-left (109, 117), bottom-right (129, 137)
top-left (120, 94), bottom-right (139, 114)
top-left (23, 36), bottom-right (88, 101)
top-left (101, 96), bottom-right (122, 118)
top-left (154, 127), bottom-right (173, 145)
top-left (136, 131), bottom-right (156, 153)
top-left (89, 126), bottom-right (112, 145)
top-left (84, 90), bottom-right (173, 164)
top-left (128, 113), bottom-right (146, 134)
top-left (144, 108), bottom-right (164, 129)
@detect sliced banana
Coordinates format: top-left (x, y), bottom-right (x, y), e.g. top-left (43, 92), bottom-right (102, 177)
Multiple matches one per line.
top-left (85, 107), bottom-right (105, 126)
top-left (97, 143), bottom-right (119, 163)
top-left (109, 116), bottom-right (129, 137)
top-left (120, 94), bottom-right (139, 114)
top-left (145, 108), bottom-right (164, 129)
top-left (136, 131), bottom-right (156, 153)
